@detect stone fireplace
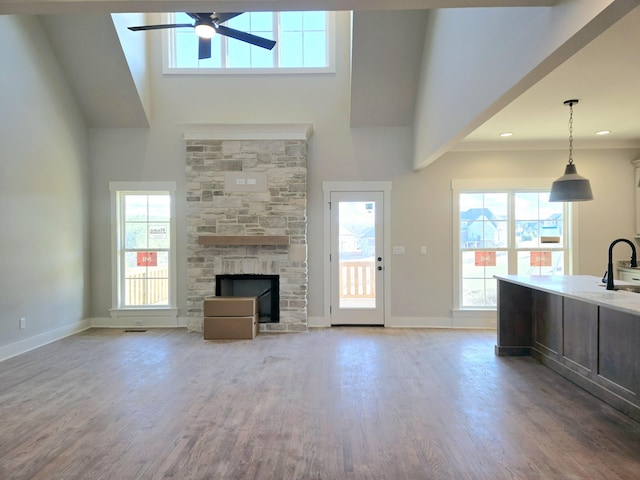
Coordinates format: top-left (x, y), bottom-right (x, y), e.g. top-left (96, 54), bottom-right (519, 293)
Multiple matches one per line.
top-left (184, 125), bottom-right (310, 333)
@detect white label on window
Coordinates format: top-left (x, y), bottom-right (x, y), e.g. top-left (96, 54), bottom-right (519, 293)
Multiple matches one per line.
top-left (149, 225), bottom-right (167, 239)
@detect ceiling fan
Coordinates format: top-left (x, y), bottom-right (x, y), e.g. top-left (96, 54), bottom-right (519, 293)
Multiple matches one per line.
top-left (128, 12), bottom-right (277, 60)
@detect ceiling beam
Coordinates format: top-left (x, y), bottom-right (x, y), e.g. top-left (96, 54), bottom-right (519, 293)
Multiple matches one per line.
top-left (0, 0), bottom-right (557, 15)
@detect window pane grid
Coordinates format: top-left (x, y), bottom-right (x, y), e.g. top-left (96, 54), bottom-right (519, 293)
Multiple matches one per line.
top-left (169, 12), bottom-right (329, 70)
top-left (459, 191), bottom-right (569, 308)
top-left (119, 193), bottom-right (171, 307)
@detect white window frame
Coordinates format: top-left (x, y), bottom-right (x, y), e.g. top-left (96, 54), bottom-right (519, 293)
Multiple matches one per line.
top-left (162, 11), bottom-right (336, 75)
top-left (452, 178), bottom-right (579, 311)
top-left (109, 182), bottom-right (177, 318)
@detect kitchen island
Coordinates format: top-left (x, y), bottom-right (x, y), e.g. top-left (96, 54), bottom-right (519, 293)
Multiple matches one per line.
top-left (496, 275), bottom-right (640, 422)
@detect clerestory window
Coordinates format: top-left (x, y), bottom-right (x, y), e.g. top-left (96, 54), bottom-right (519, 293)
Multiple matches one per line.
top-left (164, 11), bottom-right (334, 74)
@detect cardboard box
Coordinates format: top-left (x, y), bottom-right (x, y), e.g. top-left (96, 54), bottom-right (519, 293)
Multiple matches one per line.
top-left (203, 315), bottom-right (258, 340)
top-left (203, 296), bottom-right (258, 317)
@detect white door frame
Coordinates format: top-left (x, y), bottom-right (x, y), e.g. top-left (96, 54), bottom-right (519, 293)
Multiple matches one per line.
top-left (323, 181), bottom-right (392, 326)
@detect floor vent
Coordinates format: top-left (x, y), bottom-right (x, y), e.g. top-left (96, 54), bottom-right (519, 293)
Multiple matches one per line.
top-left (124, 329), bottom-right (147, 333)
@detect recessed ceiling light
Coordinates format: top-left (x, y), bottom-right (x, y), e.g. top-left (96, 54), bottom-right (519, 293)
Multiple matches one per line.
top-left (596, 130), bottom-right (611, 135)
top-left (499, 132), bottom-right (513, 137)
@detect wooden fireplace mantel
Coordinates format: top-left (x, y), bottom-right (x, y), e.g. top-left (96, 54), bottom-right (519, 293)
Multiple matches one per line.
top-left (197, 235), bottom-right (290, 246)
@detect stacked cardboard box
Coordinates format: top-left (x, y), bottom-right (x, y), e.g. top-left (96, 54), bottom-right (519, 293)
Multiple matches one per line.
top-left (203, 297), bottom-right (259, 340)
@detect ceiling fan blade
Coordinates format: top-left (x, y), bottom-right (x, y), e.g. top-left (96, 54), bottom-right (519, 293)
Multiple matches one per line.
top-left (128, 23), bottom-right (193, 31)
top-left (213, 12), bottom-right (243, 24)
top-left (215, 25), bottom-right (276, 50)
top-left (198, 37), bottom-right (212, 60)
top-left (186, 13), bottom-right (210, 22)
top-left (187, 12), bottom-right (243, 24)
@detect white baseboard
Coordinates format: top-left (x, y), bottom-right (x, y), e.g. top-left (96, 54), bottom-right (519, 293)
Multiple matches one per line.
top-left (309, 314), bottom-right (496, 329)
top-left (177, 316), bottom-right (189, 327)
top-left (0, 319), bottom-right (91, 362)
top-left (386, 316), bottom-right (453, 328)
top-left (0, 312), bottom-right (497, 363)
top-left (308, 316), bottom-right (330, 328)
top-left (93, 311), bottom-right (186, 328)
top-left (451, 310), bottom-right (497, 329)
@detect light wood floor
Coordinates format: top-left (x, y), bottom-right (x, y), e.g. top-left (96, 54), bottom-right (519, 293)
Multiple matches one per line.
top-left (1, 328), bottom-right (640, 480)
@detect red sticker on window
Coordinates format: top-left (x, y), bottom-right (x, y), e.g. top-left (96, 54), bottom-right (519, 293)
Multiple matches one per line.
top-left (137, 252), bottom-right (157, 267)
top-left (530, 251), bottom-right (552, 267)
top-left (475, 251), bottom-right (496, 266)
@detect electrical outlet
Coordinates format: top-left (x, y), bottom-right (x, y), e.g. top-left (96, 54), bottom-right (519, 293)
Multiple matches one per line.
top-left (19, 317), bottom-right (26, 329)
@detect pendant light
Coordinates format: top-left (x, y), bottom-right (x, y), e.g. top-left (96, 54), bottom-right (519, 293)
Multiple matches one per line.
top-left (549, 99), bottom-right (593, 202)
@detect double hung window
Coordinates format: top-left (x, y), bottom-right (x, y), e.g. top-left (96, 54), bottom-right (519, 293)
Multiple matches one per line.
top-left (453, 180), bottom-right (572, 309)
top-left (110, 182), bottom-right (176, 309)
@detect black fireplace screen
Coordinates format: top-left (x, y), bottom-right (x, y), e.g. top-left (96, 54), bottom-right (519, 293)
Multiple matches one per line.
top-left (215, 274), bottom-right (279, 323)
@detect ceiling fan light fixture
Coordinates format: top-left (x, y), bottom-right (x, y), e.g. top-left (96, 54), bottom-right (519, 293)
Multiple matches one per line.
top-left (549, 99), bottom-right (593, 202)
top-left (195, 22), bottom-right (215, 38)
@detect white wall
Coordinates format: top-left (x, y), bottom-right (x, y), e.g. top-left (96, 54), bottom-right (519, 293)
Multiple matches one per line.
top-left (0, 15), bottom-right (90, 356)
top-left (413, 0), bottom-right (633, 169)
top-left (0, 9), bottom-right (636, 361)
top-left (87, 10), bottom-right (640, 327)
top-left (1, 11), bottom-right (634, 340)
top-left (391, 148), bottom-right (639, 321)
top-left (88, 12), bottom-right (415, 320)
top-left (111, 13), bottom-right (152, 121)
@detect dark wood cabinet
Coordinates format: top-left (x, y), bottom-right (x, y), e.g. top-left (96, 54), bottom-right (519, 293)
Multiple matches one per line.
top-left (495, 281), bottom-right (532, 356)
top-left (496, 278), bottom-right (640, 422)
top-left (562, 297), bottom-right (597, 375)
top-left (598, 307), bottom-right (640, 399)
top-left (532, 290), bottom-right (563, 357)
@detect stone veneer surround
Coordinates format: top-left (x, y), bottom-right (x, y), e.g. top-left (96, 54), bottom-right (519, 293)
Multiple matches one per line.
top-left (185, 126), bottom-right (310, 332)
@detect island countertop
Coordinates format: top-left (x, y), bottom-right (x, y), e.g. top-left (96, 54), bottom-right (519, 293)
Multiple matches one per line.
top-left (495, 274), bottom-right (640, 422)
top-left (495, 274), bottom-right (640, 316)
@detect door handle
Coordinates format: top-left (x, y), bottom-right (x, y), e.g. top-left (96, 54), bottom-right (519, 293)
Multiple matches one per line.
top-left (377, 266), bottom-right (382, 271)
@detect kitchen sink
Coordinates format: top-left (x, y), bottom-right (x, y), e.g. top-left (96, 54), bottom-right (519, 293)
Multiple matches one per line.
top-left (598, 284), bottom-right (640, 293)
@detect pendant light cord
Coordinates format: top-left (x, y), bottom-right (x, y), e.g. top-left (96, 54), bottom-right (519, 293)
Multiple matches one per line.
top-left (568, 102), bottom-right (574, 165)
top-left (563, 98), bottom-right (579, 165)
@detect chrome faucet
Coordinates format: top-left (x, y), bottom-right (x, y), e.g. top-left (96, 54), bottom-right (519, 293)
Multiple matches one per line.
top-left (606, 238), bottom-right (638, 290)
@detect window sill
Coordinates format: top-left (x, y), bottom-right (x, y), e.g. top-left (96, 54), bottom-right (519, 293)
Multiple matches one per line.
top-left (451, 309), bottom-right (497, 329)
top-left (164, 66), bottom-right (335, 75)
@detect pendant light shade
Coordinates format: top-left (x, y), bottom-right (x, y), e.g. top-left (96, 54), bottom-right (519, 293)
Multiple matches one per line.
top-left (549, 163), bottom-right (593, 201)
top-left (549, 99), bottom-right (593, 202)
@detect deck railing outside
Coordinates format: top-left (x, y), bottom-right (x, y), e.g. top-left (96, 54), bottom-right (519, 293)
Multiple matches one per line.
top-left (340, 260), bottom-right (375, 299)
top-left (124, 263), bottom-right (373, 306)
top-left (125, 268), bottom-right (169, 306)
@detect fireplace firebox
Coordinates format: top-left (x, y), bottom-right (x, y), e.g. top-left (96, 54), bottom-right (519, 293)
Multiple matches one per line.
top-left (215, 274), bottom-right (279, 323)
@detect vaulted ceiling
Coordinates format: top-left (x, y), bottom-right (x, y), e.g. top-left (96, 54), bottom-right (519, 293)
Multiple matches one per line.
top-left (2, 0), bottom-right (639, 166)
